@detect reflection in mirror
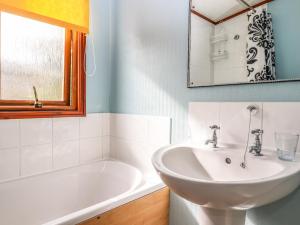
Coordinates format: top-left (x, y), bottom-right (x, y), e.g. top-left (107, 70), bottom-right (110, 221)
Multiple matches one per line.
top-left (188, 0), bottom-right (300, 87)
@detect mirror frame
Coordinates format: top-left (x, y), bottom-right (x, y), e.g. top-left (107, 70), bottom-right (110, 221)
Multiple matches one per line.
top-left (187, 0), bottom-right (300, 88)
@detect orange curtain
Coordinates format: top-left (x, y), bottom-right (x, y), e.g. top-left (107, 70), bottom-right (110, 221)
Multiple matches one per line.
top-left (0, 0), bottom-right (89, 33)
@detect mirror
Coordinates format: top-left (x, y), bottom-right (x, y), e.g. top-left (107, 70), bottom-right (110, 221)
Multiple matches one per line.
top-left (188, 0), bottom-right (300, 87)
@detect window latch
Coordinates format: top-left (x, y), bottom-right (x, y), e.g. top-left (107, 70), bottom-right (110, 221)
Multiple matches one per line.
top-left (33, 86), bottom-right (43, 109)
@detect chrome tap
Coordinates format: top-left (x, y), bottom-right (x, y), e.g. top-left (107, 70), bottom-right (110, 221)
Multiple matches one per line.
top-left (249, 129), bottom-right (264, 156)
top-left (205, 125), bottom-right (220, 148)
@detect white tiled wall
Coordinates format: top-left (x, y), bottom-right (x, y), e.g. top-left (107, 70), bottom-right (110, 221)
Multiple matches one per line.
top-left (0, 113), bottom-right (171, 182)
top-left (110, 114), bottom-right (171, 174)
top-left (0, 113), bottom-right (109, 181)
top-left (189, 102), bottom-right (300, 151)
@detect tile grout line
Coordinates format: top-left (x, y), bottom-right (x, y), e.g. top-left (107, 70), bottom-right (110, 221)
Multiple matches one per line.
top-left (101, 114), bottom-right (104, 160)
top-left (18, 119), bottom-right (22, 177)
top-left (51, 119), bottom-right (54, 170)
top-left (79, 117), bottom-right (82, 165)
top-left (77, 118), bottom-right (80, 165)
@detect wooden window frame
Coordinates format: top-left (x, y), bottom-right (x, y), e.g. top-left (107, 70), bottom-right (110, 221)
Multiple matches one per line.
top-left (0, 29), bottom-right (86, 119)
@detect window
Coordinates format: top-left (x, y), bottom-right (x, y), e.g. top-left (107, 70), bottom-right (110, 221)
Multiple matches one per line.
top-left (0, 12), bottom-right (86, 119)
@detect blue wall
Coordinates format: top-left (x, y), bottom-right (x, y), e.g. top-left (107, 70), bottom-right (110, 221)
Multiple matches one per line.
top-left (110, 0), bottom-right (300, 142)
top-left (86, 0), bottom-right (111, 113)
top-left (108, 0), bottom-right (300, 224)
top-left (86, 0), bottom-right (300, 113)
top-left (269, 0), bottom-right (300, 79)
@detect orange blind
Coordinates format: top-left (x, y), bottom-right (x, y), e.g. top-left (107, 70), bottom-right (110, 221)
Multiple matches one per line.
top-left (0, 0), bottom-right (89, 33)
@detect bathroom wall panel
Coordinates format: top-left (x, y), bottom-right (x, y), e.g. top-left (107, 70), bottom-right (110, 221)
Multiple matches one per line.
top-left (189, 102), bottom-right (263, 147)
top-left (86, 0), bottom-right (112, 113)
top-left (0, 120), bottom-right (19, 150)
top-left (0, 113), bottom-right (169, 181)
top-left (0, 113), bottom-right (108, 181)
top-left (110, 0), bottom-right (300, 143)
top-left (0, 148), bottom-right (20, 180)
top-left (219, 102), bottom-right (263, 146)
top-left (188, 102), bottom-right (220, 145)
top-left (20, 118), bottom-right (52, 146)
top-left (78, 188), bottom-right (169, 225)
top-left (188, 102), bottom-right (300, 151)
top-left (21, 144), bottom-right (52, 176)
top-left (109, 114), bottom-right (171, 175)
top-left (53, 140), bottom-right (80, 169)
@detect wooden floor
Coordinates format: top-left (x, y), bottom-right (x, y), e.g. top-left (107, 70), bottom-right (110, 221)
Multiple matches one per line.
top-left (78, 188), bottom-right (170, 225)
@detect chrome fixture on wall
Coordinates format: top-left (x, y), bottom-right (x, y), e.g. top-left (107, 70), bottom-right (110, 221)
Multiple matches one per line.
top-left (205, 125), bottom-right (220, 148)
top-left (241, 104), bottom-right (259, 168)
top-left (33, 86), bottom-right (43, 109)
top-left (249, 129), bottom-right (264, 156)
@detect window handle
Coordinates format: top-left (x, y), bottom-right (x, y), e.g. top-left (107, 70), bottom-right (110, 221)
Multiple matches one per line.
top-left (33, 86), bottom-right (43, 108)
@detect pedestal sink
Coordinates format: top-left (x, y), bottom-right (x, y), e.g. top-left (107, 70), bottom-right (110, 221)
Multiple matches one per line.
top-left (152, 144), bottom-right (300, 225)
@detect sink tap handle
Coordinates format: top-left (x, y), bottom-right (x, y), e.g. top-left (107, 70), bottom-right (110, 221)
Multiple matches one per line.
top-left (251, 129), bottom-right (263, 135)
top-left (209, 125), bottom-right (220, 130)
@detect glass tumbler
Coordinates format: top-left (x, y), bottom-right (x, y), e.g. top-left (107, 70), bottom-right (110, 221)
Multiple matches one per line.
top-left (275, 132), bottom-right (299, 161)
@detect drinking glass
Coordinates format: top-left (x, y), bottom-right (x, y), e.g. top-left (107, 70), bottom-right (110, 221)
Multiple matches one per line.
top-left (275, 132), bottom-right (299, 161)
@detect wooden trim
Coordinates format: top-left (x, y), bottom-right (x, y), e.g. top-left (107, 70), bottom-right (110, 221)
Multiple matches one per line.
top-left (216, 0), bottom-right (273, 24)
top-left (191, 9), bottom-right (217, 25)
top-left (64, 29), bottom-right (72, 105)
top-left (0, 31), bottom-right (86, 119)
top-left (78, 188), bottom-right (169, 225)
top-left (191, 0), bottom-right (273, 25)
top-left (0, 100), bottom-right (68, 106)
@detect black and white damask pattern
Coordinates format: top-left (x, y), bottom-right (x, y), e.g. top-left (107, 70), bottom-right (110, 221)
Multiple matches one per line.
top-left (247, 7), bottom-right (276, 82)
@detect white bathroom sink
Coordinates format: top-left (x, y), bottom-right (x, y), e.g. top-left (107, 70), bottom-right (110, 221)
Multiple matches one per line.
top-left (152, 145), bottom-right (300, 225)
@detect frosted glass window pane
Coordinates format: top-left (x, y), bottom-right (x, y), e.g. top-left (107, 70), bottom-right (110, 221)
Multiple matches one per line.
top-left (0, 12), bottom-right (65, 101)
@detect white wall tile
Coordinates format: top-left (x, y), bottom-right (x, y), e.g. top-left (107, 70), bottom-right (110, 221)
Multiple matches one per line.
top-left (110, 137), bottom-right (154, 174)
top-left (219, 103), bottom-right (263, 146)
top-left (101, 136), bottom-right (110, 159)
top-left (53, 141), bottom-right (79, 169)
top-left (109, 114), bottom-right (171, 174)
top-left (20, 119), bottom-right (52, 146)
top-left (0, 113), bottom-right (110, 182)
top-left (0, 120), bottom-right (19, 150)
top-left (263, 103), bottom-right (300, 151)
top-left (101, 113), bottom-right (110, 136)
top-left (147, 117), bottom-right (171, 149)
top-left (79, 114), bottom-right (102, 138)
top-left (53, 118), bottom-right (79, 143)
top-left (0, 148), bottom-right (20, 180)
top-left (0, 113), bottom-right (172, 181)
top-left (188, 102), bottom-right (220, 145)
top-left (110, 114), bottom-right (148, 142)
top-left (79, 138), bottom-right (102, 163)
top-left (21, 144), bottom-right (52, 176)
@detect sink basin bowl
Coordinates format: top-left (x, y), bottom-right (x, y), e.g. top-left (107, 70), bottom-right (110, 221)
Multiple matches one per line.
top-left (152, 144), bottom-right (300, 225)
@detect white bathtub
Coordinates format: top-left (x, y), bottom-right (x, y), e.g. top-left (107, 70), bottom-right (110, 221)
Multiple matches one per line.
top-left (0, 160), bottom-right (163, 225)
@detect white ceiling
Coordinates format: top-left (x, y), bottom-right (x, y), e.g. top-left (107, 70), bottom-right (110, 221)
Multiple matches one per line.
top-left (192, 0), bottom-right (265, 22)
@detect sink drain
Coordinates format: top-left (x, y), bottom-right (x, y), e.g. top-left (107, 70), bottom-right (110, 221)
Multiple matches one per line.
top-left (225, 157), bottom-right (231, 164)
